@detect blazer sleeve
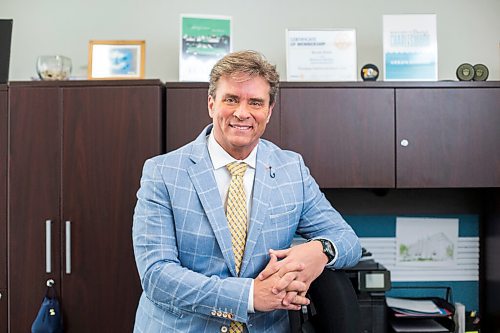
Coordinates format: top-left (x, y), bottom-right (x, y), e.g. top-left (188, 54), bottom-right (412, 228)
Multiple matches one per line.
top-left (294, 155), bottom-right (362, 268)
top-left (132, 158), bottom-right (252, 323)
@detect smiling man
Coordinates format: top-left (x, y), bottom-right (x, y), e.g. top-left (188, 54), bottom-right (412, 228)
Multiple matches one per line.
top-left (132, 50), bottom-right (361, 333)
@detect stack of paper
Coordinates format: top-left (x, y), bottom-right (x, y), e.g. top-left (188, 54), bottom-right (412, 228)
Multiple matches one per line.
top-left (387, 297), bottom-right (451, 317)
top-left (391, 318), bottom-right (449, 333)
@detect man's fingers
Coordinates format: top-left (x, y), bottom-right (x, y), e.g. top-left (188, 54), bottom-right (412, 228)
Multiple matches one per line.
top-left (271, 261), bottom-right (306, 293)
top-left (269, 248), bottom-right (290, 259)
top-left (286, 280), bottom-right (308, 294)
top-left (281, 261), bottom-right (305, 274)
top-left (258, 254), bottom-right (281, 280)
top-left (291, 295), bottom-right (310, 306)
top-left (283, 292), bottom-right (310, 307)
top-left (281, 280), bottom-right (309, 306)
top-left (272, 271), bottom-right (298, 294)
top-left (281, 291), bottom-right (297, 306)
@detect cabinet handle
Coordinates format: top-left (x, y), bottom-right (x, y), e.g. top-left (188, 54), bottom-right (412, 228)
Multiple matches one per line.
top-left (46, 220), bottom-right (52, 273)
top-left (65, 221), bottom-right (71, 274)
top-left (400, 139), bottom-right (409, 147)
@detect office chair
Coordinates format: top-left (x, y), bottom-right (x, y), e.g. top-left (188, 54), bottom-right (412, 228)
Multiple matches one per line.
top-left (289, 269), bottom-right (361, 332)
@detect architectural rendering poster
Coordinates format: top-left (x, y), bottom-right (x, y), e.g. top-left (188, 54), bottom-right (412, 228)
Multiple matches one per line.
top-left (396, 217), bottom-right (458, 267)
top-left (180, 14), bottom-right (231, 81)
top-left (383, 14), bottom-right (438, 81)
top-left (286, 29), bottom-right (357, 81)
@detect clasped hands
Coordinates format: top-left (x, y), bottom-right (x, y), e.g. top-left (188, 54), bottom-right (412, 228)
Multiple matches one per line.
top-left (253, 241), bottom-right (328, 312)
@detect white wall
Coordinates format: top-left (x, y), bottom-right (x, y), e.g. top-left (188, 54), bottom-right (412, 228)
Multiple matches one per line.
top-left (2, 0), bottom-right (499, 81)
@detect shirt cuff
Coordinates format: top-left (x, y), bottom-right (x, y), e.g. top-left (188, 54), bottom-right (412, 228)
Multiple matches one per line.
top-left (329, 240), bottom-right (339, 266)
top-left (248, 279), bottom-right (255, 313)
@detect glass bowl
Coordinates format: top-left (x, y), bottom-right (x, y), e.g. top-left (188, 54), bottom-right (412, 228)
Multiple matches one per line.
top-left (36, 55), bottom-right (72, 80)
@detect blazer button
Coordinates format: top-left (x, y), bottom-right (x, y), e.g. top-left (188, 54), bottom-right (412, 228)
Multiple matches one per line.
top-left (211, 310), bottom-right (217, 316)
top-left (227, 313), bottom-right (234, 319)
top-left (216, 310), bottom-right (222, 317)
top-left (220, 326), bottom-right (228, 333)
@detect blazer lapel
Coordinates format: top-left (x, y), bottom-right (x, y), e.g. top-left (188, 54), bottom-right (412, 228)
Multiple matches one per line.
top-left (187, 127), bottom-right (237, 276)
top-left (240, 143), bottom-right (272, 276)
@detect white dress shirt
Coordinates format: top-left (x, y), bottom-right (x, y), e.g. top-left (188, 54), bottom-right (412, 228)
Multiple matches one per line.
top-left (207, 132), bottom-right (257, 313)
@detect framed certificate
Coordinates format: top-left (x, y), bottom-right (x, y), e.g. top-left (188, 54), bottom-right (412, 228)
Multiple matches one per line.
top-left (286, 29), bottom-right (357, 81)
top-left (383, 14), bottom-right (438, 81)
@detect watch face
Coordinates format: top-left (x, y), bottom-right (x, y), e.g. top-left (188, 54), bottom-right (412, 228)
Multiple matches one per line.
top-left (321, 240), bottom-right (335, 260)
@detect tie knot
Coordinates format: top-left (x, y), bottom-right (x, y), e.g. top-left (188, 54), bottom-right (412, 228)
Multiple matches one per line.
top-left (227, 162), bottom-right (247, 177)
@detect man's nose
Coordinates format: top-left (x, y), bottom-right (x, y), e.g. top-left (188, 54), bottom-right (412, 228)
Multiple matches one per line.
top-left (233, 105), bottom-right (250, 120)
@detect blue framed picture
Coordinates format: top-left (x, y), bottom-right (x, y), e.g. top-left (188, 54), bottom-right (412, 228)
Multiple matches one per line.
top-left (88, 40), bottom-right (145, 79)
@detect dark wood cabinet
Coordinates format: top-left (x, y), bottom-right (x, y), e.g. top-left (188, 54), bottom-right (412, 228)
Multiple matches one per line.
top-left (280, 82), bottom-right (500, 188)
top-left (0, 85), bottom-right (7, 333)
top-left (396, 87), bottom-right (500, 187)
top-left (280, 86), bottom-right (395, 188)
top-left (8, 80), bottom-right (163, 333)
top-left (165, 82), bottom-right (281, 151)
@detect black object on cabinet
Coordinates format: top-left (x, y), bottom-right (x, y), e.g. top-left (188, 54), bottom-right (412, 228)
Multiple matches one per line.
top-left (7, 80), bottom-right (163, 333)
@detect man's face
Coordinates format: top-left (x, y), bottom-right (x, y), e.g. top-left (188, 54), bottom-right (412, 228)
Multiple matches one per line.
top-left (208, 74), bottom-right (274, 160)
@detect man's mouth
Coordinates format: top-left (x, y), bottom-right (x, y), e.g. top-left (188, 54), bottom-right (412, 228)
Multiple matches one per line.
top-left (230, 124), bottom-right (252, 130)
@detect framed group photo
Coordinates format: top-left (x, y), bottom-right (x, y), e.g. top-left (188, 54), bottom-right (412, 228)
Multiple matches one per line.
top-left (88, 40), bottom-right (145, 79)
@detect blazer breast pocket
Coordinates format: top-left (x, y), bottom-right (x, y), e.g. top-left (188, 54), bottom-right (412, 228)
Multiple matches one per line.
top-left (269, 205), bottom-right (297, 220)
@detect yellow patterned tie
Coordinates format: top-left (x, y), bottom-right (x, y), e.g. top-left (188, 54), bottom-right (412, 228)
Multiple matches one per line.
top-left (226, 162), bottom-right (248, 333)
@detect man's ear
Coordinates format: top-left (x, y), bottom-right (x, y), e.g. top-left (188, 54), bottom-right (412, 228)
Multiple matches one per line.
top-left (266, 102), bottom-right (275, 123)
top-left (208, 94), bottom-right (215, 118)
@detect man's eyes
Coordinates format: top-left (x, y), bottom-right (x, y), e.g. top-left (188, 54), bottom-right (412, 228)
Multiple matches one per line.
top-left (223, 97), bottom-right (264, 107)
top-left (249, 101), bottom-right (264, 107)
top-left (224, 97), bottom-right (237, 104)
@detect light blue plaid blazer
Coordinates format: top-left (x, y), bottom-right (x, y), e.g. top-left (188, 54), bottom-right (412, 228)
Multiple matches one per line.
top-left (132, 125), bottom-right (361, 333)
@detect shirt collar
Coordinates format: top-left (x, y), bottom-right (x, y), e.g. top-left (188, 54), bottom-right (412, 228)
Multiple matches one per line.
top-left (207, 132), bottom-right (257, 170)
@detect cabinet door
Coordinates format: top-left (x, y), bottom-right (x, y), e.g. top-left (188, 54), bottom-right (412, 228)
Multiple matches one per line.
top-left (396, 88), bottom-right (500, 187)
top-left (0, 89), bottom-right (7, 292)
top-left (281, 88), bottom-right (395, 188)
top-left (0, 88), bottom-right (7, 333)
top-left (166, 85), bottom-right (281, 151)
top-left (9, 87), bottom-right (62, 332)
top-left (61, 86), bottom-right (162, 332)
top-left (0, 290), bottom-right (6, 333)
top-left (166, 87), bottom-right (210, 151)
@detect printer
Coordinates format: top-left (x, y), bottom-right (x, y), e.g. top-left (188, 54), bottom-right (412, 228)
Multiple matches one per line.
top-left (345, 248), bottom-right (392, 333)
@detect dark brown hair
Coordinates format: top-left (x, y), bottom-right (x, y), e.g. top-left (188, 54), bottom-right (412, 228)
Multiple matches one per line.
top-left (208, 50), bottom-right (280, 105)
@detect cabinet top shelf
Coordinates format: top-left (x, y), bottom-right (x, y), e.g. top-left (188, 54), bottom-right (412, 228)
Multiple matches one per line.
top-left (9, 79), bottom-right (163, 88)
top-left (278, 81), bottom-right (500, 89)
top-left (164, 81), bottom-right (500, 89)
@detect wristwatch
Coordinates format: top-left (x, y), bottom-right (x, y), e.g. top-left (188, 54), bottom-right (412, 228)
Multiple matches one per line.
top-left (309, 239), bottom-right (336, 263)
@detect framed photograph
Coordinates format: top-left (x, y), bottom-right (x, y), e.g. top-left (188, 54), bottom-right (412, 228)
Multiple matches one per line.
top-left (286, 29), bottom-right (357, 81)
top-left (88, 40), bottom-right (145, 79)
